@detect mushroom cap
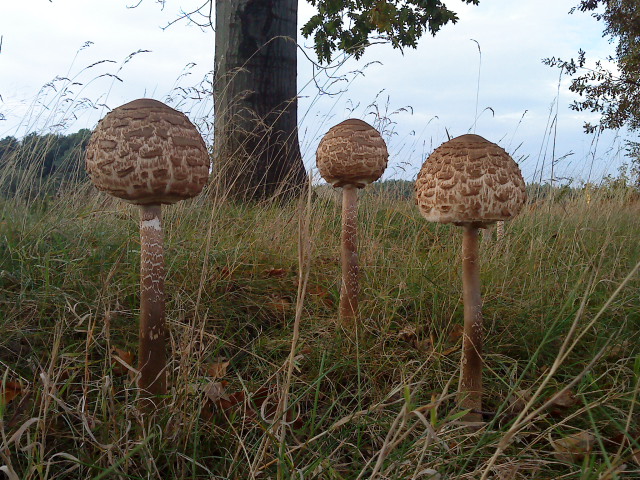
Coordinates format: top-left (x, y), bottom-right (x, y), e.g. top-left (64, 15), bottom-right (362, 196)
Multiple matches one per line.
top-left (85, 98), bottom-right (209, 205)
top-left (316, 119), bottom-right (388, 188)
top-left (415, 134), bottom-right (526, 226)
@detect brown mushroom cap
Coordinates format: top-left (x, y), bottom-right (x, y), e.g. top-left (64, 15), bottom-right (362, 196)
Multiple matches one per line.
top-left (316, 119), bottom-right (388, 188)
top-left (85, 98), bottom-right (209, 205)
top-left (415, 134), bottom-right (526, 226)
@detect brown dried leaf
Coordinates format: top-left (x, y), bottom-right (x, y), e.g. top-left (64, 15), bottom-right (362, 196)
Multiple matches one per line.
top-left (206, 360), bottom-right (230, 379)
top-left (1, 381), bottom-right (22, 405)
top-left (268, 295), bottom-right (292, 313)
top-left (448, 324), bottom-right (464, 342)
top-left (416, 338), bottom-right (434, 353)
top-left (505, 389), bottom-right (532, 416)
top-left (607, 340), bottom-right (630, 359)
top-left (398, 325), bottom-right (418, 346)
top-left (204, 380), bottom-right (229, 403)
top-left (547, 389), bottom-right (578, 416)
top-left (218, 390), bottom-right (245, 412)
top-left (264, 268), bottom-right (287, 278)
top-left (216, 266), bottom-right (232, 279)
top-left (439, 344), bottom-right (461, 357)
top-left (551, 431), bottom-right (595, 462)
top-left (307, 285), bottom-right (334, 308)
top-left (112, 348), bottom-right (134, 376)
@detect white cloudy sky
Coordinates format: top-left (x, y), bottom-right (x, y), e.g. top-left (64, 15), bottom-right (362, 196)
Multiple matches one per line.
top-left (0, 0), bottom-right (632, 184)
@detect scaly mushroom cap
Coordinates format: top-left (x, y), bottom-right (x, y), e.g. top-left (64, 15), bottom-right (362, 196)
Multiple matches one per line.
top-left (316, 119), bottom-right (388, 188)
top-left (85, 98), bottom-right (209, 205)
top-left (415, 134), bottom-right (526, 226)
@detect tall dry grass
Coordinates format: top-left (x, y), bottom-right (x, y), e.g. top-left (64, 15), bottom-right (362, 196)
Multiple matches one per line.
top-left (0, 56), bottom-right (639, 479)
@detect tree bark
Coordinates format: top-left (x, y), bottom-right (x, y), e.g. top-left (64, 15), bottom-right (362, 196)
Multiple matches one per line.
top-left (213, 0), bottom-right (306, 201)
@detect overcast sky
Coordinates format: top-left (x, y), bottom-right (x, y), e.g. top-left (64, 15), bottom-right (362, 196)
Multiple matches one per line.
top-left (0, 0), bottom-right (632, 184)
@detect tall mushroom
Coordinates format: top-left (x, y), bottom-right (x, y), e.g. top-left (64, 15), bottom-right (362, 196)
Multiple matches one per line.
top-left (415, 134), bottom-right (526, 421)
top-left (85, 99), bottom-right (209, 402)
top-left (316, 119), bottom-right (388, 327)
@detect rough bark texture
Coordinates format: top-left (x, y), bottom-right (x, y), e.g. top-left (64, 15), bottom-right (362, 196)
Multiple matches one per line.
top-left (459, 224), bottom-right (483, 422)
top-left (214, 0), bottom-right (306, 201)
top-left (340, 185), bottom-right (359, 327)
top-left (138, 204), bottom-right (167, 402)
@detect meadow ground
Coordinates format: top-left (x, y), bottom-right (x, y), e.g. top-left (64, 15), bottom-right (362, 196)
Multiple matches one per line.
top-left (0, 181), bottom-right (639, 479)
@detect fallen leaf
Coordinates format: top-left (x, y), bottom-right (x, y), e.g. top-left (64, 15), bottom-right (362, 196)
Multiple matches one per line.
top-left (216, 266), bottom-right (232, 279)
top-left (448, 324), bottom-right (464, 342)
top-left (438, 344), bottom-right (461, 357)
top-left (607, 340), bottom-right (630, 359)
top-left (547, 389), bottom-right (578, 416)
top-left (414, 469), bottom-right (441, 479)
top-left (264, 268), bottom-right (287, 278)
top-left (267, 295), bottom-right (292, 313)
top-left (1, 381), bottom-right (21, 405)
top-left (599, 464), bottom-right (627, 480)
top-left (112, 348), bottom-right (134, 376)
top-left (306, 285), bottom-right (334, 308)
top-left (204, 380), bottom-right (229, 403)
top-left (224, 281), bottom-right (242, 293)
top-left (206, 360), bottom-right (230, 379)
top-left (398, 325), bottom-right (418, 346)
top-left (201, 384), bottom-right (240, 424)
top-left (218, 390), bottom-right (245, 412)
top-left (316, 256), bottom-right (338, 266)
top-left (551, 431), bottom-right (595, 462)
top-left (504, 389), bottom-right (532, 416)
top-left (416, 338), bottom-right (434, 353)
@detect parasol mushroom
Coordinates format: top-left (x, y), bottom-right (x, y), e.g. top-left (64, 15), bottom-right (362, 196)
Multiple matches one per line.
top-left (85, 98), bottom-right (209, 402)
top-left (316, 119), bottom-right (388, 327)
top-left (415, 134), bottom-right (526, 422)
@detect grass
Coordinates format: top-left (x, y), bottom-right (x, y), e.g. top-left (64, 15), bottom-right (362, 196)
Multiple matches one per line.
top-left (1, 176), bottom-right (639, 478)
top-left (1, 52), bottom-right (639, 477)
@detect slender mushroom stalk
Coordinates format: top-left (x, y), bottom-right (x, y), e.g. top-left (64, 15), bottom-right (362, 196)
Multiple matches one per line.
top-left (496, 220), bottom-right (505, 241)
top-left (340, 184), bottom-right (359, 323)
top-left (85, 99), bottom-right (209, 407)
top-left (415, 134), bottom-right (526, 423)
top-left (139, 204), bottom-right (166, 396)
top-left (316, 119), bottom-right (388, 328)
top-left (460, 222), bottom-right (482, 421)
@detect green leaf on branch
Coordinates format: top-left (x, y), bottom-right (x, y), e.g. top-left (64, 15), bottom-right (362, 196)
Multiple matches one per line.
top-left (302, 0), bottom-right (480, 63)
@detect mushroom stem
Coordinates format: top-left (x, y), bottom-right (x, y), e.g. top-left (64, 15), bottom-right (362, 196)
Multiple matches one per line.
top-left (340, 184), bottom-right (359, 326)
top-left (138, 204), bottom-right (167, 401)
top-left (459, 223), bottom-right (483, 421)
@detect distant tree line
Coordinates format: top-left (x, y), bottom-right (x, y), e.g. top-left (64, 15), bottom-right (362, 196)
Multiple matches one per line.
top-left (0, 129), bottom-right (91, 190)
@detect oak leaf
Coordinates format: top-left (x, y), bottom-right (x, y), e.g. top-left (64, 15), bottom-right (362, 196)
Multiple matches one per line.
top-left (264, 268), bottom-right (287, 278)
top-left (205, 360), bottom-right (230, 379)
top-left (1, 381), bottom-right (21, 405)
top-left (550, 431), bottom-right (595, 462)
top-left (112, 348), bottom-right (134, 376)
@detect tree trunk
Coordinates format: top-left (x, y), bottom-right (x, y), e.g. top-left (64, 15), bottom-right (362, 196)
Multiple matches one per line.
top-left (213, 0), bottom-right (306, 201)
